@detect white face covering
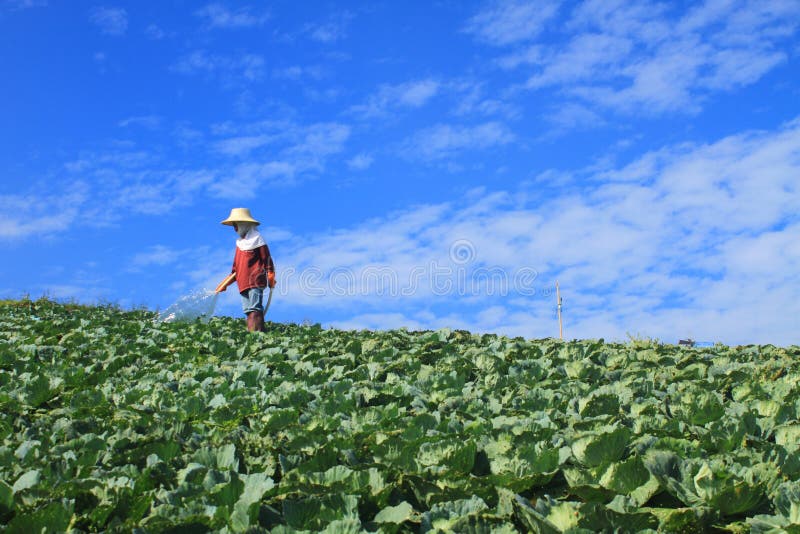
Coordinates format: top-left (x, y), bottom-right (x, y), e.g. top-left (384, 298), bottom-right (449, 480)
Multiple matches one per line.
top-left (235, 222), bottom-right (254, 239)
top-left (235, 223), bottom-right (266, 251)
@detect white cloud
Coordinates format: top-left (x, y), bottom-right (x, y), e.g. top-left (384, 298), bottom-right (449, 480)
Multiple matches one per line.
top-left (567, 0), bottom-right (671, 41)
top-left (497, 45), bottom-right (542, 70)
top-left (144, 23), bottom-right (165, 40)
top-left (403, 122), bottom-right (514, 161)
top-left (3, 114), bottom-right (353, 249)
top-left (113, 170), bottom-right (216, 215)
top-left (208, 161), bottom-right (297, 198)
top-left (309, 24), bottom-right (343, 43)
top-left (0, 182), bottom-right (89, 239)
top-left (89, 6), bottom-right (128, 36)
top-left (397, 80), bottom-right (440, 107)
top-left (476, 0), bottom-right (800, 116)
top-left (305, 11), bottom-right (353, 43)
top-left (46, 118), bottom-right (351, 227)
top-left (290, 123), bottom-right (351, 159)
top-left (269, 119), bottom-right (800, 345)
top-left (347, 153), bottom-right (373, 170)
top-left (212, 122), bottom-right (352, 192)
top-left (214, 135), bottom-right (274, 156)
top-left (55, 147), bottom-right (214, 222)
top-left (118, 115), bottom-right (161, 129)
top-left (545, 103), bottom-right (606, 134)
top-left (523, 33), bottom-right (634, 89)
top-left (206, 123), bottom-right (352, 195)
top-left (464, 0), bottom-right (561, 46)
top-left (172, 51), bottom-right (266, 83)
top-left (354, 78), bottom-right (519, 123)
top-left (212, 119), bottom-right (349, 154)
top-left (131, 245), bottom-right (189, 269)
top-left (451, 81), bottom-right (520, 119)
top-left (263, 227), bottom-right (294, 242)
top-left (195, 3), bottom-right (268, 29)
top-left (5, 0), bottom-right (47, 9)
top-left (350, 79), bottom-right (440, 119)
top-left (272, 65), bottom-right (325, 81)
top-left (65, 148), bottom-right (151, 173)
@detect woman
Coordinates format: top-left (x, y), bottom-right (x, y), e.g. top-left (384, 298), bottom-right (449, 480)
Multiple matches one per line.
top-left (216, 208), bottom-right (276, 332)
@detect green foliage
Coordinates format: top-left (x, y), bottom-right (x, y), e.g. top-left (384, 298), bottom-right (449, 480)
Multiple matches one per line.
top-left (0, 299), bottom-right (799, 531)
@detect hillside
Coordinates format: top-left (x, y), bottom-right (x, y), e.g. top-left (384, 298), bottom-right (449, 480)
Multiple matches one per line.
top-left (1, 299), bottom-right (799, 532)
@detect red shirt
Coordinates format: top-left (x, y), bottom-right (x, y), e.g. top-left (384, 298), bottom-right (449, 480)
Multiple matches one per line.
top-left (232, 244), bottom-right (275, 293)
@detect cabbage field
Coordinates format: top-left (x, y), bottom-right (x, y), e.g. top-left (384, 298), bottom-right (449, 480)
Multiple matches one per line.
top-left (1, 299), bottom-right (799, 533)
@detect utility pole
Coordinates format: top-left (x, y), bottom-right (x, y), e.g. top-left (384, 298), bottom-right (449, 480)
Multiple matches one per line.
top-left (556, 281), bottom-right (563, 340)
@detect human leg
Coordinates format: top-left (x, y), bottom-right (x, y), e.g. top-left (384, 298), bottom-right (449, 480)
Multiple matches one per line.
top-left (240, 288), bottom-right (265, 332)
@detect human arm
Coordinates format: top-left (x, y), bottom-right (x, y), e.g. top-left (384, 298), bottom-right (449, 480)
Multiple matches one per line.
top-left (216, 251), bottom-right (239, 293)
top-left (215, 272), bottom-right (237, 293)
top-left (260, 244), bottom-right (276, 288)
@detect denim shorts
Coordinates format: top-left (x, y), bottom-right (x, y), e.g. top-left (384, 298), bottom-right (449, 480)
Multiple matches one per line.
top-left (240, 287), bottom-right (264, 314)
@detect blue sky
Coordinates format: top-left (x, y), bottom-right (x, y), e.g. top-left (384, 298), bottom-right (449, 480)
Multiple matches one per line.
top-left (2, 0), bottom-right (799, 345)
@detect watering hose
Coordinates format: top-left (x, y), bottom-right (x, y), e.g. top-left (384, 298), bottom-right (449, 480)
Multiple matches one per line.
top-left (264, 286), bottom-right (274, 316)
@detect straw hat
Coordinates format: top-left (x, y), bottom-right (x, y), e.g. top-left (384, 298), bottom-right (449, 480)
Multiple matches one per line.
top-left (221, 207), bottom-right (260, 226)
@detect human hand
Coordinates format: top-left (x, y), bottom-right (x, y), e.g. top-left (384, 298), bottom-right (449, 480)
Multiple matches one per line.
top-left (216, 273), bottom-right (236, 293)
